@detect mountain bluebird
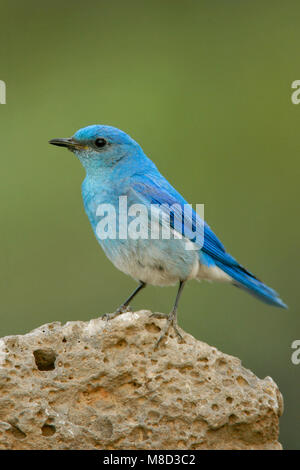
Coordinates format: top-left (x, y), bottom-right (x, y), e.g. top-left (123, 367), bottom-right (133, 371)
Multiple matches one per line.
top-left (50, 125), bottom-right (287, 346)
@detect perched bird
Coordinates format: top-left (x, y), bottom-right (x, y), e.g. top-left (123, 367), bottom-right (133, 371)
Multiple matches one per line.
top-left (50, 125), bottom-right (287, 346)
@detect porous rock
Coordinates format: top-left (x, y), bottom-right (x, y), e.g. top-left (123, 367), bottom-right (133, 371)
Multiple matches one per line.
top-left (0, 311), bottom-right (283, 449)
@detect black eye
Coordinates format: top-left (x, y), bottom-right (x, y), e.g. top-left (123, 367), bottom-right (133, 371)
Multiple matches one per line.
top-left (95, 138), bottom-right (107, 148)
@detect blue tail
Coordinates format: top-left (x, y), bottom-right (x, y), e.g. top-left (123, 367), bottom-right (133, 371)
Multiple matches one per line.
top-left (200, 223), bottom-right (287, 308)
top-left (217, 261), bottom-right (287, 308)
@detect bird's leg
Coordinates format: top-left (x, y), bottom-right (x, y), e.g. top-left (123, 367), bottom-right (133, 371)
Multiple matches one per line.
top-left (154, 280), bottom-right (186, 348)
top-left (102, 281), bottom-right (146, 321)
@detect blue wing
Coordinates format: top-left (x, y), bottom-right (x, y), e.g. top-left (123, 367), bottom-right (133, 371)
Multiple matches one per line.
top-left (130, 174), bottom-right (287, 308)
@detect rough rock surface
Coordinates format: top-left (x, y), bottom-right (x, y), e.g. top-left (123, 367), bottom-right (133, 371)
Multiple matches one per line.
top-left (0, 310), bottom-right (283, 450)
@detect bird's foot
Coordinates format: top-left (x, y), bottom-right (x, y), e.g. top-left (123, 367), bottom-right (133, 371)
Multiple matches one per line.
top-left (102, 304), bottom-right (131, 321)
top-left (152, 311), bottom-right (184, 348)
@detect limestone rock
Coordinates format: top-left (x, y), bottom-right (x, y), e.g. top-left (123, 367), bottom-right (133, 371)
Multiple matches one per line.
top-left (0, 310), bottom-right (283, 449)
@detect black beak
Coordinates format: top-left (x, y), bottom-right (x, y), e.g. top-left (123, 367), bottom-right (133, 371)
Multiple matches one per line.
top-left (49, 137), bottom-right (77, 149)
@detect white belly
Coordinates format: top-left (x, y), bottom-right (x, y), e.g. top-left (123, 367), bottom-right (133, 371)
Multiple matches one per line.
top-left (197, 264), bottom-right (232, 282)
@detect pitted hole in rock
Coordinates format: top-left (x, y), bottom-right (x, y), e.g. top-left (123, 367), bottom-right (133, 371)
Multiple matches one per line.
top-left (9, 424), bottom-right (27, 440)
top-left (145, 323), bottom-right (161, 334)
top-left (216, 358), bottom-right (228, 372)
top-left (114, 339), bottom-right (128, 349)
top-left (236, 375), bottom-right (249, 387)
top-left (197, 356), bottom-right (208, 363)
top-left (33, 348), bottom-right (57, 371)
top-left (41, 424), bottom-right (56, 436)
top-left (229, 413), bottom-right (238, 424)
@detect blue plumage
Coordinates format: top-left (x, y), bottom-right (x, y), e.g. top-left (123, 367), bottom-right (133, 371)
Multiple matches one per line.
top-left (49, 125), bottom-right (287, 345)
top-left (131, 174), bottom-right (286, 308)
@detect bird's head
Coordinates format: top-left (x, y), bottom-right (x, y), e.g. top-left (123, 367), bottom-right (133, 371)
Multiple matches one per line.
top-left (49, 125), bottom-right (142, 173)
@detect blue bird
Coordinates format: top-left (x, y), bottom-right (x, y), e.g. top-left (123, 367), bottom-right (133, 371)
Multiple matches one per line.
top-left (50, 125), bottom-right (287, 346)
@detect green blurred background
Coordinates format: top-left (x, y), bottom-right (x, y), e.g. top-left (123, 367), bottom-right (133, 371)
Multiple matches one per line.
top-left (0, 0), bottom-right (299, 449)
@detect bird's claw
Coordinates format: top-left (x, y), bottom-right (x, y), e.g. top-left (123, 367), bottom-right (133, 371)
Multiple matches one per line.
top-left (102, 304), bottom-right (131, 321)
top-left (154, 311), bottom-right (184, 348)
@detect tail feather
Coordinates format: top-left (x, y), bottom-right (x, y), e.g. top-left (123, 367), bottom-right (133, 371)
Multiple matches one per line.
top-left (215, 262), bottom-right (287, 308)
